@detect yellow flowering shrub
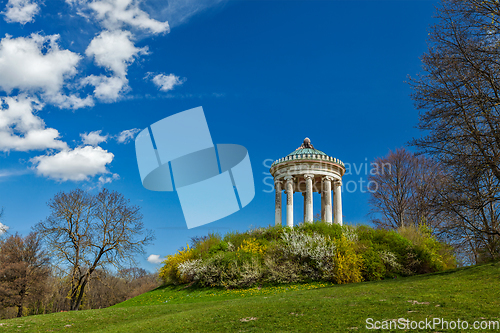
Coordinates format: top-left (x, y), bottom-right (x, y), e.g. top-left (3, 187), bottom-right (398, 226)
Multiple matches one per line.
top-left (333, 235), bottom-right (364, 284)
top-left (159, 244), bottom-right (196, 285)
top-left (238, 238), bottom-right (266, 255)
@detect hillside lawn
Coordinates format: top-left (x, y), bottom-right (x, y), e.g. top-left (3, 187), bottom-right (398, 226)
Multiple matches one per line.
top-left (0, 262), bottom-right (498, 332)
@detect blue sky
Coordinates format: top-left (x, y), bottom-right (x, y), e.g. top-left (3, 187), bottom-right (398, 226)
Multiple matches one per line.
top-left (0, 0), bottom-right (438, 271)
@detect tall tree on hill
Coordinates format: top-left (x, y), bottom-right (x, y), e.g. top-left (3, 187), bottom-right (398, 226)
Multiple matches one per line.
top-left (0, 232), bottom-right (50, 317)
top-left (35, 188), bottom-right (154, 311)
top-left (409, 0), bottom-right (500, 262)
top-left (368, 148), bottom-right (445, 230)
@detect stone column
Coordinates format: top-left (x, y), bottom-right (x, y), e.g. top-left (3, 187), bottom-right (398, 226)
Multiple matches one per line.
top-left (302, 192), bottom-right (306, 222)
top-left (321, 179), bottom-right (326, 221)
top-left (323, 176), bottom-right (333, 224)
top-left (304, 174), bottom-right (314, 223)
top-left (274, 180), bottom-right (282, 226)
top-left (285, 176), bottom-right (294, 228)
top-left (334, 180), bottom-right (343, 225)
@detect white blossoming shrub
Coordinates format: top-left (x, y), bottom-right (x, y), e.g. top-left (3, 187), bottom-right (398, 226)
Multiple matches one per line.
top-left (178, 252), bottom-right (263, 288)
top-left (379, 250), bottom-right (402, 272)
top-left (341, 225), bottom-right (358, 242)
top-left (278, 229), bottom-right (337, 280)
top-left (177, 259), bottom-right (203, 282)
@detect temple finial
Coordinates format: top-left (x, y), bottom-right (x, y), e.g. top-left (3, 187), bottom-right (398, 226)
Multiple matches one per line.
top-left (298, 137), bottom-right (314, 149)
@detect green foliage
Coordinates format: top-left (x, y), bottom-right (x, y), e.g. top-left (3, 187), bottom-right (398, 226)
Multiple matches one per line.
top-left (222, 231), bottom-right (253, 250)
top-left (263, 245), bottom-right (303, 284)
top-left (193, 251), bottom-right (263, 289)
top-left (208, 241), bottom-right (229, 255)
top-left (398, 224), bottom-right (456, 274)
top-left (294, 221), bottom-right (343, 240)
top-left (159, 221), bottom-right (457, 288)
top-left (360, 246), bottom-right (386, 281)
top-left (191, 233), bottom-right (222, 259)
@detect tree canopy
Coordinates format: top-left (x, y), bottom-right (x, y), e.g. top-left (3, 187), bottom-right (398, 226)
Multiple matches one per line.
top-left (35, 188), bottom-right (154, 311)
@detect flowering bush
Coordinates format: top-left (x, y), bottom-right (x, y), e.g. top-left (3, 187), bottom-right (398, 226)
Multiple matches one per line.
top-left (264, 245), bottom-right (303, 283)
top-left (280, 228), bottom-right (337, 280)
top-left (333, 235), bottom-right (363, 284)
top-left (181, 252), bottom-right (263, 288)
top-left (239, 238), bottom-right (266, 256)
top-left (159, 221), bottom-right (456, 288)
top-left (159, 244), bottom-right (196, 285)
top-left (177, 259), bottom-right (203, 282)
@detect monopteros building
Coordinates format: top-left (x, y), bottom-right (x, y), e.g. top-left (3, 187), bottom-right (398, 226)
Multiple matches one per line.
top-left (270, 138), bottom-right (345, 227)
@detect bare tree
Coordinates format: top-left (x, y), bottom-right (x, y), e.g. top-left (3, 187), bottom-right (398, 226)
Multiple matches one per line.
top-left (409, 0), bottom-right (500, 261)
top-left (35, 188), bottom-right (154, 311)
top-left (369, 148), bottom-right (445, 230)
top-left (0, 232), bottom-right (50, 317)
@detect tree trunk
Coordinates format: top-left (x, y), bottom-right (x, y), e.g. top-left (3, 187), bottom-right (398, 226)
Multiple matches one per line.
top-left (71, 279), bottom-right (88, 311)
top-left (16, 292), bottom-right (24, 318)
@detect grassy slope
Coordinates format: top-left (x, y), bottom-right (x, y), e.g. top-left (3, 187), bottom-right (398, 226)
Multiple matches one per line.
top-left (0, 262), bottom-right (499, 332)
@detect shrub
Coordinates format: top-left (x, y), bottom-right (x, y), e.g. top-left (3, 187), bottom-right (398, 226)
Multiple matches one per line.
top-left (238, 238), bottom-right (266, 256)
top-left (332, 235), bottom-right (363, 284)
top-left (398, 224), bottom-right (456, 273)
top-left (360, 247), bottom-right (386, 281)
top-left (379, 250), bottom-right (403, 276)
top-left (294, 221), bottom-right (343, 240)
top-left (159, 244), bottom-right (196, 285)
top-left (191, 233), bottom-right (222, 259)
top-left (264, 245), bottom-right (303, 284)
top-left (208, 241), bottom-right (229, 254)
top-left (159, 221), bottom-right (456, 288)
top-left (177, 259), bottom-right (203, 283)
top-left (192, 251), bottom-right (263, 288)
top-left (253, 225), bottom-right (286, 242)
top-left (223, 232), bottom-right (253, 251)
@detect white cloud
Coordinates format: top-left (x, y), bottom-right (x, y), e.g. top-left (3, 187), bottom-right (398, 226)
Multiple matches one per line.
top-left (144, 0), bottom-right (225, 28)
top-left (89, 0), bottom-right (169, 34)
top-left (86, 30), bottom-right (147, 77)
top-left (31, 146), bottom-right (114, 181)
top-left (83, 30), bottom-right (147, 101)
top-left (150, 73), bottom-right (185, 92)
top-left (98, 173), bottom-right (119, 185)
top-left (116, 128), bottom-right (140, 143)
top-left (43, 92), bottom-right (94, 110)
top-left (0, 222), bottom-right (9, 235)
top-left (81, 130), bottom-right (108, 146)
top-left (147, 254), bottom-right (164, 264)
top-left (81, 75), bottom-right (128, 102)
top-left (0, 34), bottom-right (81, 94)
top-left (0, 95), bottom-right (68, 152)
top-left (0, 169), bottom-right (30, 180)
top-left (3, 0), bottom-right (40, 24)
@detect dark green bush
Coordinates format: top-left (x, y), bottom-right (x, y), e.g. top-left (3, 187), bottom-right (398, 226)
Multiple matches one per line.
top-left (295, 221), bottom-right (343, 240)
top-left (360, 246), bottom-right (386, 281)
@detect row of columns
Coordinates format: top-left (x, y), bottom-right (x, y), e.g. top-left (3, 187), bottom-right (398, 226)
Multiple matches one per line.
top-left (274, 175), bottom-right (342, 227)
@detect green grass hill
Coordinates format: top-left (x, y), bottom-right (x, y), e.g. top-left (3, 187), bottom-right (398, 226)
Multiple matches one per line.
top-left (0, 262), bottom-right (498, 332)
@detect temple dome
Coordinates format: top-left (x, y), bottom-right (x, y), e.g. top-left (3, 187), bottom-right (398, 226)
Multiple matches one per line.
top-left (271, 137), bottom-right (344, 167)
top-left (287, 147), bottom-right (327, 157)
top-left (287, 137), bottom-right (327, 156)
